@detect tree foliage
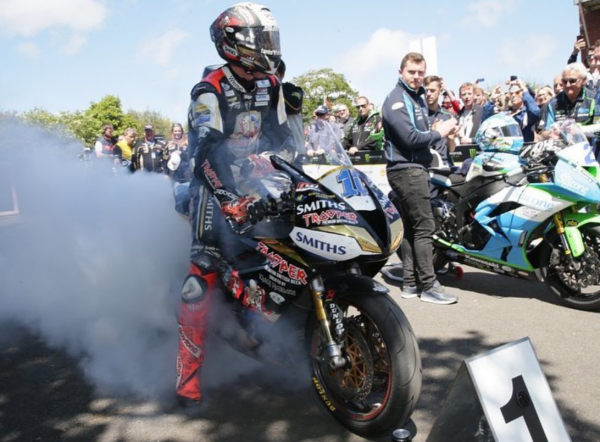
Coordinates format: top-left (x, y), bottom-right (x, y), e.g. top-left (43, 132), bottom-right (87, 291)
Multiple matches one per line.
top-left (1, 95), bottom-right (173, 148)
top-left (292, 68), bottom-right (359, 123)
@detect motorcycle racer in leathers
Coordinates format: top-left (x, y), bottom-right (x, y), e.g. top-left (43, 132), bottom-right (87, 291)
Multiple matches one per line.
top-left (176, 2), bottom-right (294, 407)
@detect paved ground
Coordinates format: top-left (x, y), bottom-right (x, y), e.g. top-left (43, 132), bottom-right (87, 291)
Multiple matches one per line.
top-left (1, 264), bottom-right (599, 442)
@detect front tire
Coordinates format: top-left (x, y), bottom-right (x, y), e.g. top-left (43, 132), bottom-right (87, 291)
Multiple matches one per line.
top-left (540, 226), bottom-right (600, 311)
top-left (308, 292), bottom-right (422, 437)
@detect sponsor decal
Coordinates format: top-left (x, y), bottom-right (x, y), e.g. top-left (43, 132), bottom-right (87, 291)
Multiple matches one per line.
top-left (256, 242), bottom-right (308, 284)
top-left (557, 173), bottom-right (590, 196)
top-left (256, 79), bottom-right (270, 87)
top-left (313, 377), bottom-right (336, 411)
top-left (391, 102), bottom-right (404, 110)
top-left (224, 69), bottom-right (247, 91)
top-left (223, 45), bottom-right (238, 58)
top-left (257, 87), bottom-right (269, 94)
top-left (178, 325), bottom-right (202, 358)
top-left (194, 104), bottom-right (210, 115)
top-left (195, 115), bottom-right (210, 124)
top-left (384, 206), bottom-right (399, 219)
top-left (258, 274), bottom-right (297, 296)
top-left (295, 231), bottom-right (347, 255)
top-left (519, 192), bottom-right (555, 212)
top-left (225, 90), bottom-right (235, 97)
top-left (566, 219), bottom-right (579, 227)
top-left (296, 182), bottom-right (320, 192)
top-left (269, 292), bottom-right (285, 305)
top-left (255, 101), bottom-right (268, 107)
top-left (214, 188), bottom-right (238, 200)
top-left (256, 94), bottom-right (270, 102)
top-left (201, 159), bottom-right (222, 189)
top-left (297, 200), bottom-right (346, 215)
top-left (465, 256), bottom-right (500, 269)
top-left (203, 197), bottom-right (215, 231)
top-left (326, 300), bottom-right (345, 339)
top-left (302, 210), bottom-right (357, 227)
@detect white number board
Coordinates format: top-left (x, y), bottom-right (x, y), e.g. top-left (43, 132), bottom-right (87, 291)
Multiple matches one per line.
top-left (466, 337), bottom-right (571, 442)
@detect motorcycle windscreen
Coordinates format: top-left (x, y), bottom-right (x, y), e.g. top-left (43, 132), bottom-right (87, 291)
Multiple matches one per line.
top-left (554, 158), bottom-right (600, 202)
top-left (556, 142), bottom-right (598, 167)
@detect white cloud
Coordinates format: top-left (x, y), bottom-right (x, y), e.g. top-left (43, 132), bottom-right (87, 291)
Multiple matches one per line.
top-left (334, 28), bottom-right (412, 79)
top-left (499, 34), bottom-right (556, 68)
top-left (0, 0), bottom-right (108, 37)
top-left (17, 41), bottom-right (40, 58)
top-left (138, 29), bottom-right (188, 66)
top-left (462, 0), bottom-right (518, 28)
top-left (61, 34), bottom-right (87, 56)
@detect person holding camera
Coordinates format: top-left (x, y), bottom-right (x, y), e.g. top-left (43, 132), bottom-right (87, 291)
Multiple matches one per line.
top-left (506, 78), bottom-right (540, 142)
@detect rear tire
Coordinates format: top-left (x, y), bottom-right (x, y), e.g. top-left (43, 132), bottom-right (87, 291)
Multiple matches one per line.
top-left (308, 292), bottom-right (422, 437)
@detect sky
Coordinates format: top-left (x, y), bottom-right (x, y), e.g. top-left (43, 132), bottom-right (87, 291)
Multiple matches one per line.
top-left (0, 0), bottom-right (583, 122)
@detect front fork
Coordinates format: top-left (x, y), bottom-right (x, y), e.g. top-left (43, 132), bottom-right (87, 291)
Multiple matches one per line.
top-left (540, 173), bottom-right (576, 260)
top-left (310, 276), bottom-right (347, 370)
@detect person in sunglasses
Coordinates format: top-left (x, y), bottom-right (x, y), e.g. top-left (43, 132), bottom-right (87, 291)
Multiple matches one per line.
top-left (342, 96), bottom-right (384, 154)
top-left (538, 62), bottom-right (600, 140)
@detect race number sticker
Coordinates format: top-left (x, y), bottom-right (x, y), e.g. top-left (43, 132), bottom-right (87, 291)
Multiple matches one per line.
top-left (466, 337), bottom-right (571, 442)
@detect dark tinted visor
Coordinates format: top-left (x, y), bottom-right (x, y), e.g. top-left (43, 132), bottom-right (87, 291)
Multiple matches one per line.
top-left (500, 124), bottom-right (522, 138)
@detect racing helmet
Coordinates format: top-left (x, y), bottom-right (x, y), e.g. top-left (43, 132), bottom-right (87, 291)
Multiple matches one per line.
top-left (210, 3), bottom-right (281, 75)
top-left (474, 113), bottom-right (524, 153)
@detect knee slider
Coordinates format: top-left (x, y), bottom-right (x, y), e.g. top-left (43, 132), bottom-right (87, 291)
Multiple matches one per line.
top-left (181, 275), bottom-right (208, 304)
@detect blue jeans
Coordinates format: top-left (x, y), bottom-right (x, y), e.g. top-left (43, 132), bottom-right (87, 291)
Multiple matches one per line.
top-left (387, 167), bottom-right (436, 291)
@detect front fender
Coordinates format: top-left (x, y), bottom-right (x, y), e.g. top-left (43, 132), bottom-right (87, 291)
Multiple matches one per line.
top-left (323, 273), bottom-right (389, 297)
top-left (560, 213), bottom-right (600, 257)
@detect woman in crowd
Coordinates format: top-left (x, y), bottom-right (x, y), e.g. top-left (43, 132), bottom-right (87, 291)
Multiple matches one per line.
top-left (166, 122), bottom-right (190, 182)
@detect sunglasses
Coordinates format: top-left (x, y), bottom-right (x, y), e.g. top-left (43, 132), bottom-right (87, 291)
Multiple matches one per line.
top-left (561, 78), bottom-right (580, 85)
top-left (355, 104), bottom-right (368, 109)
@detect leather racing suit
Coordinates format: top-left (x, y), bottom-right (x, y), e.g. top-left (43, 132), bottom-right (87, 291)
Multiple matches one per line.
top-left (176, 64), bottom-right (293, 404)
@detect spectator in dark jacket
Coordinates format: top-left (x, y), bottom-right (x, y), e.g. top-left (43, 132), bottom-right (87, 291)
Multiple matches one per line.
top-left (342, 96), bottom-right (384, 153)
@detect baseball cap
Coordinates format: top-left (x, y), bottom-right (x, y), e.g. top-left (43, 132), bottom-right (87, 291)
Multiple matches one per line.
top-left (315, 105), bottom-right (329, 116)
top-left (144, 124), bottom-right (154, 130)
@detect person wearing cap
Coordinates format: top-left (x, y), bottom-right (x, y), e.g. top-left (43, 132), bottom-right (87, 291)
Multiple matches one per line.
top-left (342, 96), bottom-right (384, 154)
top-left (131, 124), bottom-right (167, 173)
top-left (306, 105), bottom-right (342, 156)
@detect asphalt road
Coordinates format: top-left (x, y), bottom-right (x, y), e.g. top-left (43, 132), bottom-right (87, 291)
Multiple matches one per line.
top-left (1, 263), bottom-right (599, 442)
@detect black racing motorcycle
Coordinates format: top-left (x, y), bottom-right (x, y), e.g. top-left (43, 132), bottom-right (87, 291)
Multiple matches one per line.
top-left (198, 135), bottom-right (421, 437)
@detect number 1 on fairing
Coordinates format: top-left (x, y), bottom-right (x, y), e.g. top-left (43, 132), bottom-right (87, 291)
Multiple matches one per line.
top-left (336, 169), bottom-right (368, 198)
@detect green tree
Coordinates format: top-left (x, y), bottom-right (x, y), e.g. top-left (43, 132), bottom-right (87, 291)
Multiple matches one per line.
top-left (80, 95), bottom-right (138, 147)
top-left (292, 68), bottom-right (359, 124)
top-left (126, 109), bottom-right (172, 140)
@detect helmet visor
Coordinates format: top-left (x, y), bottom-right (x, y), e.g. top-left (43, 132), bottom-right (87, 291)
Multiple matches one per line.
top-left (500, 124), bottom-right (522, 138)
top-left (258, 28), bottom-right (281, 56)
